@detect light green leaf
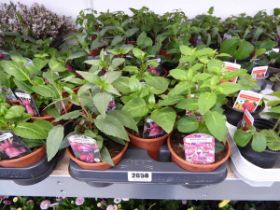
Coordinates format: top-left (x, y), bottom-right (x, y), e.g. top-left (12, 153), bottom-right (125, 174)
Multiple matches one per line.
top-left (123, 98), bottom-right (149, 119)
top-left (198, 92), bottom-right (217, 114)
top-left (144, 74), bottom-right (169, 94)
top-left (31, 84), bottom-right (58, 98)
top-left (4, 106), bottom-right (26, 120)
top-left (169, 69), bottom-right (188, 80)
top-left (137, 32), bottom-right (153, 49)
top-left (205, 111), bottom-right (227, 142)
top-left (176, 98), bottom-right (198, 110)
top-left (168, 81), bottom-right (189, 96)
top-left (93, 92), bottom-right (112, 116)
top-left (177, 116), bottom-right (199, 133)
top-left (158, 95), bottom-right (185, 107)
top-left (101, 146), bottom-right (114, 166)
top-left (151, 107), bottom-right (176, 134)
top-left (54, 110), bottom-right (81, 122)
top-left (47, 125), bottom-right (64, 161)
top-left (113, 77), bottom-right (131, 94)
top-left (233, 129), bottom-right (253, 147)
top-left (252, 132), bottom-right (267, 152)
top-left (103, 71), bottom-right (121, 83)
top-left (108, 110), bottom-right (138, 132)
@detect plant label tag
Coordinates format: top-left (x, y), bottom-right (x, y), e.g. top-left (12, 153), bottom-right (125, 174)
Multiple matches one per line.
top-left (143, 118), bottom-right (165, 138)
top-left (128, 171), bottom-right (152, 182)
top-left (15, 91), bottom-right (40, 116)
top-left (183, 133), bottom-right (215, 164)
top-left (251, 66), bottom-right (268, 79)
top-left (233, 90), bottom-right (262, 113)
top-left (223, 62), bottom-right (241, 83)
top-left (68, 134), bottom-right (101, 163)
top-left (241, 110), bottom-right (254, 130)
top-left (0, 131), bottom-right (31, 160)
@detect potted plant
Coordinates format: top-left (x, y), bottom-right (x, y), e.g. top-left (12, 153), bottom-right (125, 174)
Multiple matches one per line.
top-left (58, 68), bottom-right (138, 170)
top-left (111, 47), bottom-right (176, 159)
top-left (0, 95), bottom-right (55, 167)
top-left (166, 46), bottom-right (239, 172)
top-left (0, 53), bottom-right (79, 122)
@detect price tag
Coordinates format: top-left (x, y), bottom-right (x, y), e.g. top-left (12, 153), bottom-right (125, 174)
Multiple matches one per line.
top-left (127, 171), bottom-right (152, 182)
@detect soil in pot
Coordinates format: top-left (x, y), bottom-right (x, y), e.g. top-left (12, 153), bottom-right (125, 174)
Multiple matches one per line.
top-left (68, 141), bottom-right (128, 170)
top-left (238, 118), bottom-right (280, 168)
top-left (168, 132), bottom-right (230, 172)
top-left (223, 98), bottom-right (265, 126)
top-left (128, 127), bottom-right (168, 160)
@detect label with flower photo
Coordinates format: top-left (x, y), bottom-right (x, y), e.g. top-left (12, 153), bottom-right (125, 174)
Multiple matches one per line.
top-left (68, 134), bottom-right (101, 163)
top-left (0, 132), bottom-right (31, 160)
top-left (183, 133), bottom-right (215, 164)
top-left (223, 62), bottom-right (241, 83)
top-left (241, 109), bottom-right (254, 131)
top-left (15, 91), bottom-right (40, 116)
top-left (233, 90), bottom-right (262, 113)
top-left (251, 66), bottom-right (268, 79)
top-left (143, 118), bottom-right (165, 138)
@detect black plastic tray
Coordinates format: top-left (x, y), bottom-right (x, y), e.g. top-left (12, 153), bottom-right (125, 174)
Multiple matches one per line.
top-left (0, 151), bottom-right (63, 186)
top-left (69, 145), bottom-right (227, 187)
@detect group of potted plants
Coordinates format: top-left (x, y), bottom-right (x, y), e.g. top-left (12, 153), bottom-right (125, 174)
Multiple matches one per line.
top-left (0, 2), bottom-right (280, 185)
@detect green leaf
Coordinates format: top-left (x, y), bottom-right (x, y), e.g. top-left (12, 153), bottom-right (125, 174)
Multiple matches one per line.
top-left (252, 132), bottom-right (267, 152)
top-left (234, 40), bottom-right (254, 60)
top-left (220, 38), bottom-right (239, 56)
top-left (76, 71), bottom-right (98, 83)
top-left (144, 74), bottom-right (169, 94)
top-left (123, 65), bottom-right (139, 73)
top-left (66, 51), bottom-right (87, 61)
top-left (94, 115), bottom-right (129, 141)
top-left (180, 45), bottom-right (193, 56)
top-left (54, 110), bottom-right (81, 122)
top-left (137, 32), bottom-right (153, 49)
top-left (49, 58), bottom-right (66, 72)
top-left (31, 84), bottom-right (58, 98)
top-left (103, 71), bottom-right (121, 83)
top-left (113, 76), bottom-right (131, 94)
top-left (219, 82), bottom-right (241, 95)
top-left (204, 111), bottom-right (227, 142)
top-left (264, 129), bottom-right (280, 151)
top-left (1, 61), bottom-right (30, 81)
top-left (112, 58), bottom-right (125, 68)
top-left (93, 92), bottom-right (112, 116)
top-left (168, 81), bottom-right (189, 96)
top-left (177, 116), bottom-right (199, 133)
top-left (169, 69), bottom-right (188, 80)
top-left (125, 28), bottom-right (139, 37)
top-left (233, 129), bottom-right (253, 147)
top-left (151, 107), bottom-right (176, 134)
top-left (101, 146), bottom-right (114, 166)
top-left (132, 48), bottom-right (145, 60)
top-left (47, 125), bottom-right (64, 161)
top-left (158, 95), bottom-right (184, 107)
top-left (123, 98), bottom-right (149, 119)
top-left (108, 110), bottom-right (138, 132)
top-left (14, 120), bottom-right (53, 140)
top-left (176, 98), bottom-right (198, 110)
top-left (4, 106), bottom-right (26, 120)
top-left (111, 36), bottom-right (123, 46)
top-left (198, 92), bottom-right (217, 114)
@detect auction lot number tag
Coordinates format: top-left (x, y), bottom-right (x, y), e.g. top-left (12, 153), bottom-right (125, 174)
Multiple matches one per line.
top-left (128, 171), bottom-right (152, 182)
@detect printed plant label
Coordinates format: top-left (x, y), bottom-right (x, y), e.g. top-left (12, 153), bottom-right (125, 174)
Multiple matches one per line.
top-left (233, 90), bottom-right (262, 113)
top-left (223, 62), bottom-right (241, 83)
top-left (68, 134), bottom-right (101, 163)
top-left (251, 66), bottom-right (268, 79)
top-left (143, 118), bottom-right (165, 138)
top-left (183, 133), bottom-right (215, 164)
top-left (15, 91), bottom-right (40, 116)
top-left (0, 132), bottom-right (31, 160)
top-left (241, 110), bottom-right (254, 131)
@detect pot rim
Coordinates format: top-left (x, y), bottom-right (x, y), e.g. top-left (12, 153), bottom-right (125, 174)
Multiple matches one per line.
top-left (167, 135), bottom-right (231, 169)
top-left (128, 131), bottom-right (169, 143)
top-left (67, 142), bottom-right (128, 168)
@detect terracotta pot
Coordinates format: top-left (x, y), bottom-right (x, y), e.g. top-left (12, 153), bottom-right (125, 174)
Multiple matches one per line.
top-left (128, 132), bottom-right (168, 160)
top-left (0, 146), bottom-right (46, 168)
top-left (167, 136), bottom-right (231, 172)
top-left (67, 143), bottom-right (128, 170)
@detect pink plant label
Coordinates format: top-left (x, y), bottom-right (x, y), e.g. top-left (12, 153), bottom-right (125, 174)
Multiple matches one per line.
top-left (68, 134), bottom-right (101, 163)
top-left (143, 118), bottom-right (165, 138)
top-left (15, 91), bottom-right (40, 116)
top-left (233, 90), bottom-right (262, 113)
top-left (183, 133), bottom-right (215, 164)
top-left (0, 132), bottom-right (30, 160)
top-left (251, 66), bottom-right (268, 79)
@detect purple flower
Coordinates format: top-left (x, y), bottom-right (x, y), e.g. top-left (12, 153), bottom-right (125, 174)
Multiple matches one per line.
top-left (40, 200), bottom-right (51, 209)
top-left (75, 197), bottom-right (85, 206)
top-left (3, 199), bottom-right (12, 205)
